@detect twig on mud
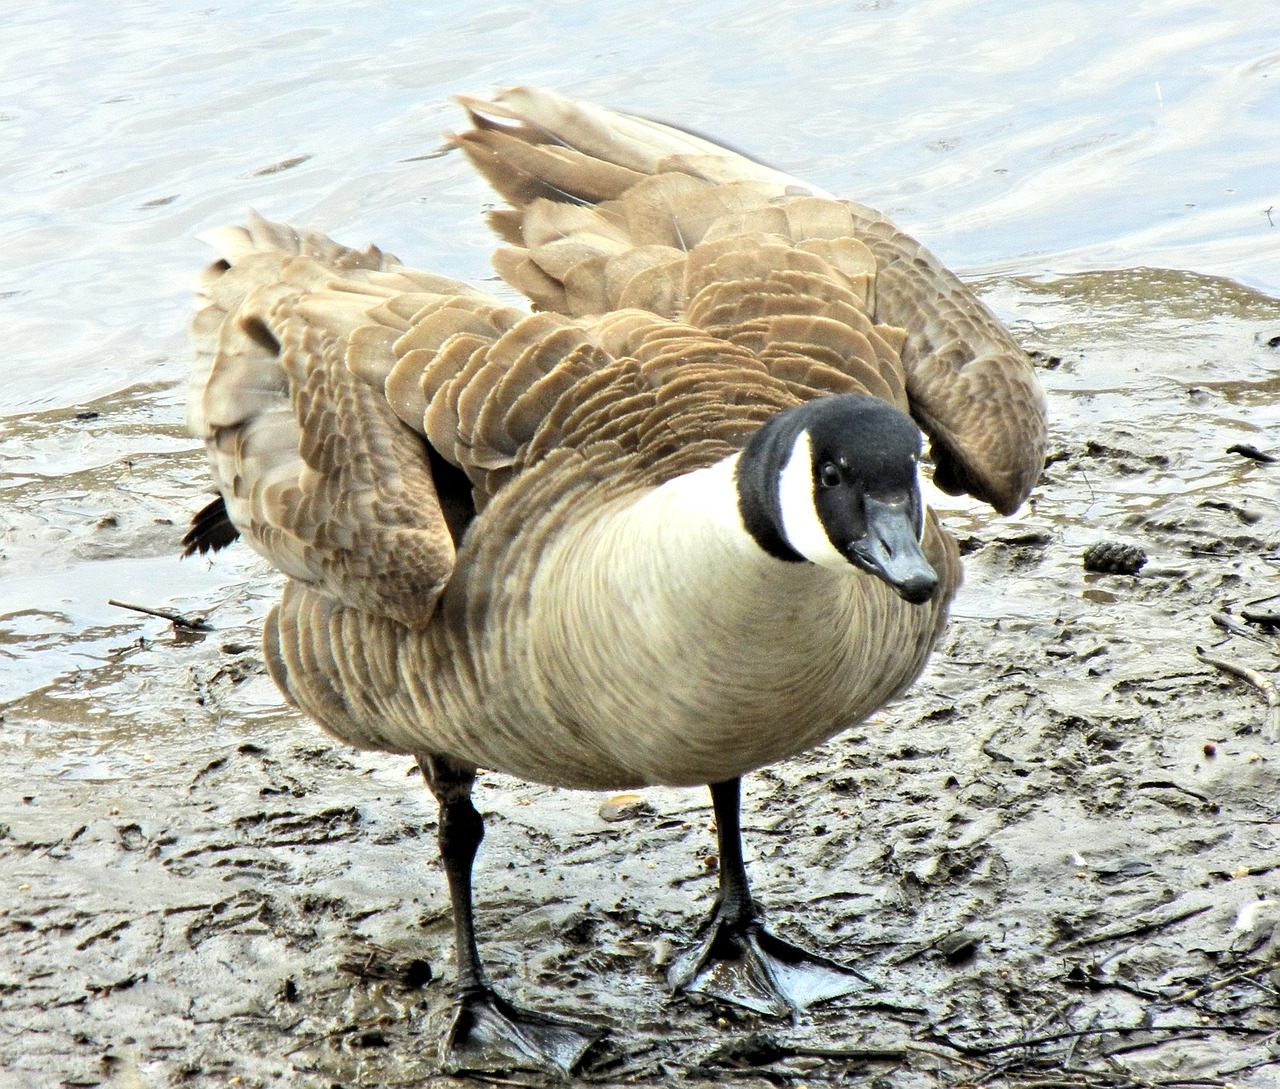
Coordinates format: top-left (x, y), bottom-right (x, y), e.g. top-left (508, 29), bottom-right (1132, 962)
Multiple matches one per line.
top-left (981, 740), bottom-right (1017, 764)
top-left (1169, 956), bottom-right (1280, 1003)
top-left (1226, 443), bottom-right (1276, 464)
top-left (980, 1079), bottom-right (1150, 1089)
top-left (980, 723), bottom-right (1022, 766)
top-left (1062, 1008), bottom-right (1100, 1070)
top-left (1242, 589), bottom-right (1280, 630)
top-left (973, 1005), bottom-right (1090, 1084)
top-left (1060, 901), bottom-right (1212, 951)
top-left (929, 1021), bottom-right (1262, 1058)
top-left (1211, 611), bottom-right (1278, 648)
top-left (1196, 647), bottom-right (1280, 739)
top-left (1059, 1069), bottom-right (1232, 1089)
top-left (108, 598), bottom-right (211, 632)
top-left (690, 1034), bottom-right (916, 1072)
top-left (782, 1042), bottom-right (911, 1061)
top-left (1136, 780), bottom-right (1215, 806)
top-left (282, 1025), bottom-right (350, 1058)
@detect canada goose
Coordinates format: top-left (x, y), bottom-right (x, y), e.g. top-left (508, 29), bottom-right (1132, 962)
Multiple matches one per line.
top-left (185, 87), bottom-right (1047, 1072)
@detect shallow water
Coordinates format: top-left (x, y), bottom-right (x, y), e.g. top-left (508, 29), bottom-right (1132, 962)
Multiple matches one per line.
top-left (4, 0), bottom-right (1278, 414)
top-left (3, 2), bottom-right (1280, 1086)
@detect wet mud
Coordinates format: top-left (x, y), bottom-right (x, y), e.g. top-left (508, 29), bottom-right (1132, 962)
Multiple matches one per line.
top-left (3, 269), bottom-right (1280, 1088)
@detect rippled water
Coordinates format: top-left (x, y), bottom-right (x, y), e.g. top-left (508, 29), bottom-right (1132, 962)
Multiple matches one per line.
top-left (4, 0), bottom-right (1278, 413)
top-left (1, 0), bottom-right (1278, 730)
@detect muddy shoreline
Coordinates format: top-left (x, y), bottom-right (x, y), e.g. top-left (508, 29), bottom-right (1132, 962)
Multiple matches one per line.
top-left (2, 270), bottom-right (1280, 1087)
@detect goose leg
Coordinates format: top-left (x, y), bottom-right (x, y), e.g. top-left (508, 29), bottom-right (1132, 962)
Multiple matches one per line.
top-left (418, 755), bottom-right (598, 1074)
top-left (669, 777), bottom-right (870, 1018)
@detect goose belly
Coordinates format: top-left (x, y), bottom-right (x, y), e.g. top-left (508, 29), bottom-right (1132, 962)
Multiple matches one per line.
top-left (264, 506), bottom-right (957, 792)
top-left (424, 531), bottom-right (956, 790)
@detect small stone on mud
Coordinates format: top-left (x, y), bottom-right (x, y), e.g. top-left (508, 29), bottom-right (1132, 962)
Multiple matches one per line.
top-left (402, 958), bottom-right (432, 988)
top-left (598, 792), bottom-right (652, 822)
top-left (1082, 540), bottom-right (1147, 575)
top-left (934, 927), bottom-right (981, 964)
top-left (651, 937), bottom-right (674, 965)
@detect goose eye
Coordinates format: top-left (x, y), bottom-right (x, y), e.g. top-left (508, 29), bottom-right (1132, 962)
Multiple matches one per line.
top-left (818, 462), bottom-right (842, 489)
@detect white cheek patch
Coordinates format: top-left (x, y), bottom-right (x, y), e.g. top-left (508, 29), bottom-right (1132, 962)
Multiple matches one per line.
top-left (914, 457), bottom-right (927, 542)
top-left (777, 431), bottom-right (849, 569)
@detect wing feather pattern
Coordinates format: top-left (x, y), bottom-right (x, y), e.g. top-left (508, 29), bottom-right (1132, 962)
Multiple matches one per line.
top-left (453, 87), bottom-right (1046, 514)
top-left (191, 87), bottom-right (1046, 640)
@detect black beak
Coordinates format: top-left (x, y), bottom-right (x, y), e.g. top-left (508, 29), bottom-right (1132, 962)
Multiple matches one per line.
top-left (847, 496), bottom-right (938, 604)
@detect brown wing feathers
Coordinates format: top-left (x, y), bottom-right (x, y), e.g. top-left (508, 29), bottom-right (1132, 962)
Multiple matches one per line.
top-left (180, 494), bottom-right (239, 557)
top-left (453, 88), bottom-right (1046, 514)
top-left (189, 88), bottom-right (1046, 628)
top-left (190, 216), bottom-right (464, 629)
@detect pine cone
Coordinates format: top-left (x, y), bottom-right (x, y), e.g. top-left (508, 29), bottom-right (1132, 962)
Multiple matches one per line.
top-left (1082, 541), bottom-right (1147, 575)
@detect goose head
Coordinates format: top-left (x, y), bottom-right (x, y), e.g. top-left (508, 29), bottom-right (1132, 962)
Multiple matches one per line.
top-left (736, 395), bottom-right (938, 604)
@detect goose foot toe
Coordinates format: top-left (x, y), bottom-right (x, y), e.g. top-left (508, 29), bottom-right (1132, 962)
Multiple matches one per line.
top-left (669, 916), bottom-right (871, 1018)
top-left (442, 986), bottom-right (599, 1074)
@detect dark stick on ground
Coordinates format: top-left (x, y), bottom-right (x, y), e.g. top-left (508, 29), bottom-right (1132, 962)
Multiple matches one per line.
top-left (107, 598), bottom-right (212, 631)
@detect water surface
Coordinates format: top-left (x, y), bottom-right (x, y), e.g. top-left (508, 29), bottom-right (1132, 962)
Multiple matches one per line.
top-left (3, 0), bottom-right (1277, 413)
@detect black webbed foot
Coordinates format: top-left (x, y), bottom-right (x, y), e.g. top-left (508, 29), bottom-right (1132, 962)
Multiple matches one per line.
top-left (443, 985), bottom-right (599, 1074)
top-left (671, 778), bottom-right (872, 1017)
top-left (418, 755), bottom-right (600, 1075)
top-left (669, 910), bottom-right (870, 1017)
